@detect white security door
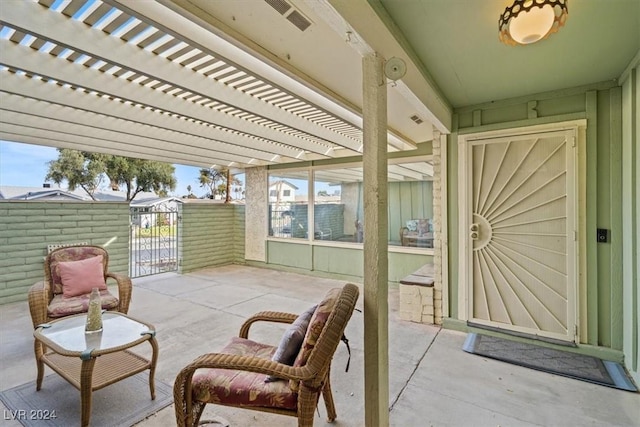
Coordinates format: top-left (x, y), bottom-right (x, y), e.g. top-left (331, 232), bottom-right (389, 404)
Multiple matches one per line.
top-left (461, 127), bottom-right (578, 342)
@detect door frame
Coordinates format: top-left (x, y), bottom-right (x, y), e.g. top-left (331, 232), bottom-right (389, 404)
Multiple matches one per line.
top-left (457, 120), bottom-right (585, 342)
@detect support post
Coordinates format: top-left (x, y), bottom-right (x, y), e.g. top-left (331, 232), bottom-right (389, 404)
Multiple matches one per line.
top-left (362, 52), bottom-right (389, 427)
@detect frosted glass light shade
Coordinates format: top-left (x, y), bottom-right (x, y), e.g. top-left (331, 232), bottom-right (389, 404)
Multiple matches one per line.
top-left (499, 0), bottom-right (569, 46)
top-left (510, 4), bottom-right (555, 44)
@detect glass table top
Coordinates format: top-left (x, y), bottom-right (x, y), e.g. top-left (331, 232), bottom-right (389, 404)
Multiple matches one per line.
top-left (35, 312), bottom-right (154, 354)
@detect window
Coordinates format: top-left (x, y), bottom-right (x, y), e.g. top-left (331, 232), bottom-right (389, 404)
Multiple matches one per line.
top-left (268, 157), bottom-right (433, 250)
top-left (313, 169), bottom-right (361, 243)
top-left (268, 171), bottom-right (308, 239)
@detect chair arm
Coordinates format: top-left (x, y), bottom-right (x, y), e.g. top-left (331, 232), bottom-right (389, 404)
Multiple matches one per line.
top-left (239, 311), bottom-right (298, 339)
top-left (106, 272), bottom-right (132, 315)
top-left (183, 352), bottom-right (313, 382)
top-left (28, 281), bottom-right (49, 328)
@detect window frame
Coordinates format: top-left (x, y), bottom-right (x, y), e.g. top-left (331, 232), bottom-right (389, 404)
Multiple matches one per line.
top-left (266, 157), bottom-right (434, 254)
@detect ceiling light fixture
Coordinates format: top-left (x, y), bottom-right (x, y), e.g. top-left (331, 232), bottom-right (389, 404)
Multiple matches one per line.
top-left (499, 0), bottom-right (568, 46)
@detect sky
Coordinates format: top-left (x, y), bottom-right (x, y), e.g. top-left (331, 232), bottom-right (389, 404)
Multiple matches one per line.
top-left (0, 140), bottom-right (226, 198)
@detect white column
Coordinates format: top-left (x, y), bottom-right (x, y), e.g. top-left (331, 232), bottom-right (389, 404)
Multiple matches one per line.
top-left (244, 166), bottom-right (267, 262)
top-left (362, 52), bottom-right (389, 427)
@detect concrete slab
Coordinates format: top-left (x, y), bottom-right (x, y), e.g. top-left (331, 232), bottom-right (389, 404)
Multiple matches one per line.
top-left (1, 265), bottom-right (638, 427)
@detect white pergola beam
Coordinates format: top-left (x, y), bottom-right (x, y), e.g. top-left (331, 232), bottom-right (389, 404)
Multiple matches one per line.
top-left (0, 76), bottom-right (304, 163)
top-left (0, 43), bottom-right (344, 159)
top-left (0, 112), bottom-right (256, 168)
top-left (1, 0), bottom-right (363, 153)
top-left (0, 127), bottom-right (244, 169)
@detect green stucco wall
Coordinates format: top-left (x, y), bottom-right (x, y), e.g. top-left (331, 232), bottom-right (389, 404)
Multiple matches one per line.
top-left (266, 240), bottom-right (433, 283)
top-left (0, 201), bottom-right (130, 304)
top-left (0, 201), bottom-right (246, 305)
top-left (180, 203), bottom-right (245, 273)
top-left (447, 81), bottom-right (629, 354)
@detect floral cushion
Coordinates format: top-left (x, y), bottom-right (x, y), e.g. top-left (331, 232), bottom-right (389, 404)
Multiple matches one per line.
top-left (191, 337), bottom-right (297, 410)
top-left (290, 288), bottom-right (341, 391)
top-left (48, 247), bottom-right (106, 295)
top-left (47, 289), bottom-right (118, 319)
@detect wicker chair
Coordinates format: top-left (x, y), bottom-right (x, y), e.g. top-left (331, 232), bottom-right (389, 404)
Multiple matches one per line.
top-left (174, 283), bottom-right (359, 427)
top-left (28, 245), bottom-right (132, 328)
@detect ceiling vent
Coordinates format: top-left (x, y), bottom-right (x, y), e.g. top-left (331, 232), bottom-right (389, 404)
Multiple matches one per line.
top-left (264, 0), bottom-right (291, 15)
top-left (286, 10), bottom-right (312, 32)
top-left (264, 0), bottom-right (312, 32)
top-left (410, 115), bottom-right (424, 125)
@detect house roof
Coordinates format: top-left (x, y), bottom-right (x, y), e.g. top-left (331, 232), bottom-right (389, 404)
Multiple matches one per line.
top-left (269, 180), bottom-right (299, 190)
top-left (0, 0), bottom-right (637, 171)
top-left (0, 185), bottom-right (160, 202)
top-left (0, 185), bottom-right (87, 201)
top-left (130, 196), bottom-right (183, 207)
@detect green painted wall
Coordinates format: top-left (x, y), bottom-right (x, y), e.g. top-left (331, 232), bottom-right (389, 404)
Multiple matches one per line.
top-left (267, 240), bottom-right (433, 282)
top-left (448, 81), bottom-right (628, 353)
top-left (0, 201), bottom-right (130, 304)
top-left (621, 64), bottom-right (639, 384)
top-left (180, 203), bottom-right (245, 272)
top-left (0, 201), bottom-right (246, 305)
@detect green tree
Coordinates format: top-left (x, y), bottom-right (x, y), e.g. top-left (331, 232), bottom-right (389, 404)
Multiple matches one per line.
top-left (46, 149), bottom-right (176, 201)
top-left (46, 149), bottom-right (107, 200)
top-left (198, 167), bottom-right (242, 202)
top-left (106, 156), bottom-right (176, 201)
top-left (199, 168), bottom-right (225, 199)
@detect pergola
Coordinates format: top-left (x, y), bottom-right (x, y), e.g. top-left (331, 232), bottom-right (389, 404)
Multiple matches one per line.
top-left (0, 1), bottom-right (450, 424)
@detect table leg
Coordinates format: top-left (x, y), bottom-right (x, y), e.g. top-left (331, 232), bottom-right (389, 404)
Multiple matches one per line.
top-left (34, 340), bottom-right (44, 391)
top-left (148, 336), bottom-right (159, 400)
top-left (80, 358), bottom-right (96, 427)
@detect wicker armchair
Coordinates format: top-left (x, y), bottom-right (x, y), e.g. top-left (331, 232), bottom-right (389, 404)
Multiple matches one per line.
top-left (28, 245), bottom-right (132, 328)
top-left (174, 283), bottom-right (359, 427)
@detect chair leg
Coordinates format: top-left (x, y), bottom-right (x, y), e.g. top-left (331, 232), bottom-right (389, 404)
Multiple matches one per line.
top-left (322, 378), bottom-right (337, 422)
top-left (297, 385), bottom-right (320, 427)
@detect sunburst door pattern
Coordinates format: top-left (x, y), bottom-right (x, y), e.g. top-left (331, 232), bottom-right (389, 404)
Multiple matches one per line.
top-left (470, 134), bottom-right (570, 336)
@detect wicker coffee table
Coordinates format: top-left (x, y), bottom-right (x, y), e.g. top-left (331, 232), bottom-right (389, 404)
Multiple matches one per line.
top-left (33, 312), bottom-right (158, 427)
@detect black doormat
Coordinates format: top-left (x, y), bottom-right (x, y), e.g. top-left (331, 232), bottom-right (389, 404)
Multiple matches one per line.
top-left (463, 333), bottom-right (637, 392)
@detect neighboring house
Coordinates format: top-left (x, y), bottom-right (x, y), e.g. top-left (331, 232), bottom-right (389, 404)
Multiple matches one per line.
top-left (0, 185), bottom-right (160, 204)
top-left (130, 197), bottom-right (183, 228)
top-left (268, 180), bottom-right (297, 203)
top-left (0, 185), bottom-right (89, 201)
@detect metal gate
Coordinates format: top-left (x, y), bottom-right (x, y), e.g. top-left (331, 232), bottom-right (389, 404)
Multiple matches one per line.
top-left (130, 205), bottom-right (180, 278)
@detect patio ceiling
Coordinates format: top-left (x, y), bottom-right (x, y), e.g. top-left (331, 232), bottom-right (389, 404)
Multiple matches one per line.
top-left (0, 0), bottom-right (439, 180)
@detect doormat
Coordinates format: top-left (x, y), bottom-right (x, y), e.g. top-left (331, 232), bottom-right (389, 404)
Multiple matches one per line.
top-left (0, 372), bottom-right (173, 426)
top-left (463, 333), bottom-right (637, 392)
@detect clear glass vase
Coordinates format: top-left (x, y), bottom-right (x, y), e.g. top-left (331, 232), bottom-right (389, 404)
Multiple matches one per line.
top-left (85, 287), bottom-right (103, 333)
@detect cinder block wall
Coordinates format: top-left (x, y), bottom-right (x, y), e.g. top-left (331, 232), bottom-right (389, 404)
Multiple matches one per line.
top-left (0, 201), bottom-right (130, 305)
top-left (180, 203), bottom-right (246, 272)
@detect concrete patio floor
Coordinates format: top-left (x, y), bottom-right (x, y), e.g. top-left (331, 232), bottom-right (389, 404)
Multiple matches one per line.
top-left (1, 265), bottom-right (638, 426)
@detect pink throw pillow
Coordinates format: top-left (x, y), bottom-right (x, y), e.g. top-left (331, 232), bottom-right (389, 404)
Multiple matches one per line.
top-left (58, 255), bottom-right (107, 298)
